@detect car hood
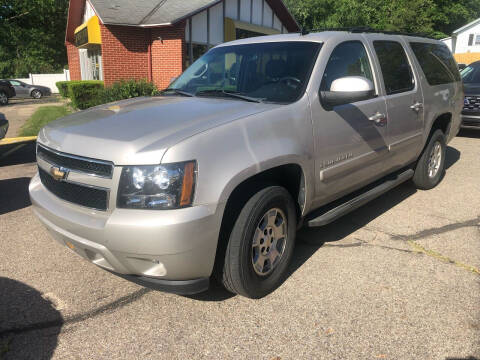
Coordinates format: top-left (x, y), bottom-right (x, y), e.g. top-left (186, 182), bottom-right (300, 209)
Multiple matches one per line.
top-left (38, 96), bottom-right (277, 165)
top-left (463, 82), bottom-right (480, 96)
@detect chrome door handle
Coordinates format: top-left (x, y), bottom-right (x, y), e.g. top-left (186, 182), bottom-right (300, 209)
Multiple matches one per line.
top-left (410, 102), bottom-right (423, 111)
top-left (368, 112), bottom-right (387, 126)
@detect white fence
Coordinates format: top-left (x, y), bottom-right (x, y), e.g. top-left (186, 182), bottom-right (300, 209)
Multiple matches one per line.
top-left (16, 69), bottom-right (70, 94)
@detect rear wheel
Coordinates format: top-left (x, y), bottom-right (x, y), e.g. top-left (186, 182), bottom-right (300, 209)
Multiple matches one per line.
top-left (31, 90), bottom-right (42, 99)
top-left (0, 91), bottom-right (8, 106)
top-left (412, 129), bottom-right (446, 190)
top-left (221, 186), bottom-right (297, 298)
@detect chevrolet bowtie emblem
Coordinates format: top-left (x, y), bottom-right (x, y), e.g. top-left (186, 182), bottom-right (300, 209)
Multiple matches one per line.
top-left (50, 166), bottom-right (68, 181)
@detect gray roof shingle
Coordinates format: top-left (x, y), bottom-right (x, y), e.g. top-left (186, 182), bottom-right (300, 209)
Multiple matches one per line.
top-left (90, 0), bottom-right (220, 26)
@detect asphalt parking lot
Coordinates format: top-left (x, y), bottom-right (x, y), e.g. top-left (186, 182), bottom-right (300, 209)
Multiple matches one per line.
top-left (0, 131), bottom-right (479, 360)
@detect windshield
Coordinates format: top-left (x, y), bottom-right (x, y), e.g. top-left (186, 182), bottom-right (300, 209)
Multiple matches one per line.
top-left (168, 41), bottom-right (321, 104)
top-left (461, 63), bottom-right (480, 83)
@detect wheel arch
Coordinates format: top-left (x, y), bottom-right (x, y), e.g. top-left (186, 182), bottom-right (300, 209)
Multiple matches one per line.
top-left (428, 112), bottom-right (452, 138)
top-left (212, 162), bottom-right (306, 279)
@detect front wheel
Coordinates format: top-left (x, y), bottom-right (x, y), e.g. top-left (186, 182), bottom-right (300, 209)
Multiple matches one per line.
top-left (31, 90), bottom-right (42, 99)
top-left (221, 186), bottom-right (297, 298)
top-left (412, 129), bottom-right (446, 190)
top-left (0, 91), bottom-right (8, 106)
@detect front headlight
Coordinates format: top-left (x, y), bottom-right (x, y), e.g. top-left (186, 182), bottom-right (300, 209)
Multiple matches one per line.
top-left (117, 161), bottom-right (196, 210)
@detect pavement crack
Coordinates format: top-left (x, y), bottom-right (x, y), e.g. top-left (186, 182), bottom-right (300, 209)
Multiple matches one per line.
top-left (407, 240), bottom-right (480, 276)
top-left (360, 220), bottom-right (480, 276)
top-left (0, 288), bottom-right (152, 337)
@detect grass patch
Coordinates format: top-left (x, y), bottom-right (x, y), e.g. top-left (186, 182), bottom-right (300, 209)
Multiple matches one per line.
top-left (19, 105), bottom-right (72, 137)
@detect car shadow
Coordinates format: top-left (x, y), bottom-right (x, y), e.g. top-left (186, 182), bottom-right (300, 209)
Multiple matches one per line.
top-left (458, 128), bottom-right (480, 139)
top-left (445, 145), bottom-right (461, 169)
top-left (0, 277), bottom-right (63, 360)
top-left (0, 141), bottom-right (36, 167)
top-left (289, 181), bottom-right (417, 273)
top-left (0, 177), bottom-right (32, 215)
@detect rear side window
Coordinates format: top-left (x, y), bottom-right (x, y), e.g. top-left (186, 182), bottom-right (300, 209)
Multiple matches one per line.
top-left (320, 41), bottom-right (374, 91)
top-left (373, 41), bottom-right (415, 95)
top-left (410, 42), bottom-right (461, 85)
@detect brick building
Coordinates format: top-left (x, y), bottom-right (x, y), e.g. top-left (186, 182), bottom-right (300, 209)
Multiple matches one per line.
top-left (66, 0), bottom-right (300, 90)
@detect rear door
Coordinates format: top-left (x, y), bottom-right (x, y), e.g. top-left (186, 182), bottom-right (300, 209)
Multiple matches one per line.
top-left (310, 38), bottom-right (389, 206)
top-left (367, 37), bottom-right (425, 171)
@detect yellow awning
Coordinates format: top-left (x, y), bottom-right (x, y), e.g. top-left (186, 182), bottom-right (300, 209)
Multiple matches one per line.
top-left (74, 15), bottom-right (101, 48)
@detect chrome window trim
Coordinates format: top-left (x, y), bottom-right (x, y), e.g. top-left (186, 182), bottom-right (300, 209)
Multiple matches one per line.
top-left (37, 143), bottom-right (114, 179)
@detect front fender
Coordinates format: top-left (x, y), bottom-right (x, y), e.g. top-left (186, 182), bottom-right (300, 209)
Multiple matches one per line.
top-left (161, 98), bottom-right (315, 214)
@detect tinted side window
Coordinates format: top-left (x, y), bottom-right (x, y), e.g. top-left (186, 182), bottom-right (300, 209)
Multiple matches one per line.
top-left (320, 41), bottom-right (374, 91)
top-left (461, 63), bottom-right (480, 84)
top-left (410, 42), bottom-right (461, 85)
top-left (373, 41), bottom-right (414, 95)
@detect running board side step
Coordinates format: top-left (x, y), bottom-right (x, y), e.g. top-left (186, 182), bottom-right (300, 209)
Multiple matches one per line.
top-left (308, 169), bottom-right (414, 227)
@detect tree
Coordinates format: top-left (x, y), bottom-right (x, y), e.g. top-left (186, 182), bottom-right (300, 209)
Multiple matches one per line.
top-left (284, 0), bottom-right (480, 39)
top-left (0, 0), bottom-right (69, 78)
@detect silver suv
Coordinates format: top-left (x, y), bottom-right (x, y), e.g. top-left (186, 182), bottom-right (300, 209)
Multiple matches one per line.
top-left (30, 31), bottom-right (463, 298)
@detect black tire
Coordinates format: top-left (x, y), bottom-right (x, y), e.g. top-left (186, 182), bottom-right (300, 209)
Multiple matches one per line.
top-left (0, 91), bottom-right (8, 106)
top-left (31, 90), bottom-right (42, 99)
top-left (221, 186), bottom-right (297, 299)
top-left (412, 129), bottom-right (446, 190)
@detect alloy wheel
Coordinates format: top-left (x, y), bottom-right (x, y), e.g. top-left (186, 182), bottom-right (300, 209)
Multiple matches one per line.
top-left (0, 92), bottom-right (7, 105)
top-left (428, 141), bottom-right (442, 178)
top-left (251, 207), bottom-right (287, 276)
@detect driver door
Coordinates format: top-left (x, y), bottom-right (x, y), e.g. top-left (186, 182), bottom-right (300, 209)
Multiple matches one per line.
top-left (310, 38), bottom-right (390, 206)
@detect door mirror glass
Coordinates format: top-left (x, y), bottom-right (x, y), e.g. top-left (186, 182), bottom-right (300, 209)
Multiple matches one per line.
top-left (321, 76), bottom-right (375, 109)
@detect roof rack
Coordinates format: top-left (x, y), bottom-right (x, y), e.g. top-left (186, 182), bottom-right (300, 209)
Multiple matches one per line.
top-left (300, 27), bottom-right (434, 39)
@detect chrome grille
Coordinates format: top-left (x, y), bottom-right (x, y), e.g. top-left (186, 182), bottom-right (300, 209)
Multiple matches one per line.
top-left (39, 167), bottom-right (109, 211)
top-left (37, 144), bottom-right (114, 178)
top-left (463, 95), bottom-right (480, 114)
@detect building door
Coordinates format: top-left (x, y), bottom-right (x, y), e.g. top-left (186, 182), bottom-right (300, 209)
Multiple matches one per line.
top-left (80, 47), bottom-right (103, 81)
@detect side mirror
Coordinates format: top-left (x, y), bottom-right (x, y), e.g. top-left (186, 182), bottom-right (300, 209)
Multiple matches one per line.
top-left (320, 76), bottom-right (375, 109)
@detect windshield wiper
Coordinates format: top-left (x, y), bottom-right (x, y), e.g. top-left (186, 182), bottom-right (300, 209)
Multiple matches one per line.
top-left (196, 89), bottom-right (263, 103)
top-left (161, 89), bottom-right (194, 97)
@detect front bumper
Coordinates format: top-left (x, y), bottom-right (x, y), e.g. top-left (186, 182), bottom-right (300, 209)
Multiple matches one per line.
top-left (461, 114), bottom-right (480, 129)
top-left (29, 173), bottom-right (224, 294)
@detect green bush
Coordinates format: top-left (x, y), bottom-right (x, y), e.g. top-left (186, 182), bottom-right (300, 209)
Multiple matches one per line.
top-left (100, 79), bottom-right (158, 103)
top-left (61, 79), bottom-right (157, 110)
top-left (68, 81), bottom-right (104, 110)
top-left (56, 81), bottom-right (71, 98)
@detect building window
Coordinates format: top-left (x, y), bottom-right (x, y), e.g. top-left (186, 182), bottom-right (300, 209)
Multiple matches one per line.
top-left (235, 28), bottom-right (264, 39)
top-left (476, 35), bottom-right (480, 45)
top-left (185, 43), bottom-right (209, 68)
top-left (468, 34), bottom-right (474, 46)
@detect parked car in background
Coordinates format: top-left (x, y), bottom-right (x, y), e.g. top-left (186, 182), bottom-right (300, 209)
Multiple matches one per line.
top-left (0, 116), bottom-right (8, 139)
top-left (460, 61), bottom-right (480, 129)
top-left (0, 80), bottom-right (16, 105)
top-left (5, 80), bottom-right (51, 99)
